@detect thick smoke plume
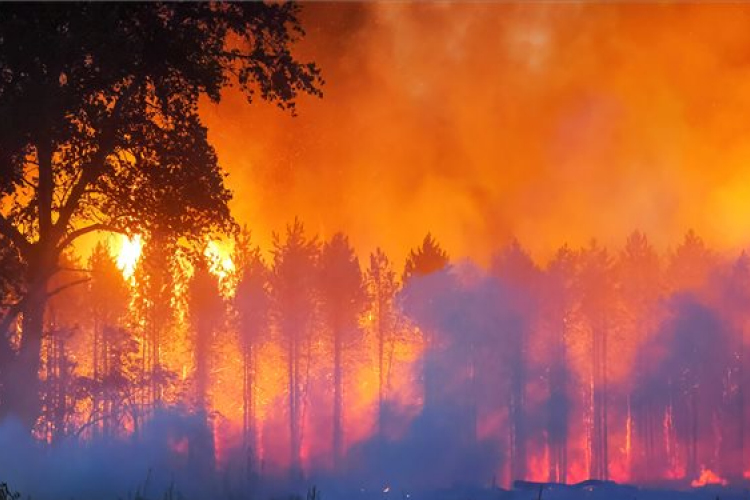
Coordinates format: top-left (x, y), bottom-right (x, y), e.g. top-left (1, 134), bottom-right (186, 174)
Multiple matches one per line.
top-left (203, 3), bottom-right (750, 264)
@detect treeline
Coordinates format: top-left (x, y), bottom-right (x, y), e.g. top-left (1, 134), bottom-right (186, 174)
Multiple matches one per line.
top-left (4, 223), bottom-right (749, 488)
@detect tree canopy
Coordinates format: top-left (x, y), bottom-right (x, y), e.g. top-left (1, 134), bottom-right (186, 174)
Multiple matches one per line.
top-left (0, 1), bottom-right (322, 428)
top-left (0, 1), bottom-right (322, 294)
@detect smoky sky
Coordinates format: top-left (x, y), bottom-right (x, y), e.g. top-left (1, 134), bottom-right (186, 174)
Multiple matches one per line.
top-left (201, 3), bottom-right (750, 266)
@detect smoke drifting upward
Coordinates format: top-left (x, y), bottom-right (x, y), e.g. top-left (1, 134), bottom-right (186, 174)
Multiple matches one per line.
top-left (202, 3), bottom-right (750, 265)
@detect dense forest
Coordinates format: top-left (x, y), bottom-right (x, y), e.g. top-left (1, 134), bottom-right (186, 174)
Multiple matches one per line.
top-left (1, 3), bottom-right (750, 499)
top-left (1, 224), bottom-right (747, 493)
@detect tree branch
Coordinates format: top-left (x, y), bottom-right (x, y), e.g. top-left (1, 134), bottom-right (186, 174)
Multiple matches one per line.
top-left (54, 76), bottom-right (143, 245)
top-left (56, 223), bottom-right (127, 253)
top-left (0, 213), bottom-right (31, 254)
top-left (0, 297), bottom-right (24, 340)
top-left (37, 141), bottom-right (54, 242)
top-left (55, 266), bottom-right (94, 275)
top-left (47, 277), bottom-right (90, 299)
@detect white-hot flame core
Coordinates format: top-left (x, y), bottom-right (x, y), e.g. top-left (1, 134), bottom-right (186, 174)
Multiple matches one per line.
top-left (116, 234), bottom-right (143, 280)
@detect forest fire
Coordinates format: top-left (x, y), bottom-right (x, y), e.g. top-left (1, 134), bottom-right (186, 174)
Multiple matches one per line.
top-left (690, 468), bottom-right (728, 488)
top-left (115, 235), bottom-right (143, 280)
top-left (2, 2), bottom-right (750, 500)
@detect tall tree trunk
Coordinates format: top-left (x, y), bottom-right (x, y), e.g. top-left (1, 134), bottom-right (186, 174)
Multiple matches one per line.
top-left (243, 341), bottom-right (257, 481)
top-left (92, 317), bottom-right (100, 439)
top-left (0, 330), bottom-right (13, 422)
top-left (0, 142), bottom-right (55, 431)
top-left (289, 336), bottom-right (302, 479)
top-left (548, 321), bottom-right (568, 484)
top-left (195, 322), bottom-right (209, 411)
top-left (688, 387), bottom-right (699, 479)
top-left (590, 322), bottom-right (609, 480)
top-left (741, 327), bottom-right (747, 481)
top-left (509, 369), bottom-right (526, 481)
top-left (602, 324), bottom-right (609, 480)
top-left (103, 326), bottom-right (113, 437)
top-left (152, 317), bottom-right (161, 405)
top-left (377, 301), bottom-right (385, 439)
top-left (52, 335), bottom-right (68, 445)
top-left (333, 324), bottom-right (343, 470)
top-left (509, 324), bottom-right (526, 482)
top-left (5, 295), bottom-right (46, 431)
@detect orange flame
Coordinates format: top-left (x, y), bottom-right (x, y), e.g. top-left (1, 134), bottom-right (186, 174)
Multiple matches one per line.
top-left (115, 234), bottom-right (143, 280)
top-left (204, 240), bottom-right (236, 292)
top-left (690, 467), bottom-right (728, 487)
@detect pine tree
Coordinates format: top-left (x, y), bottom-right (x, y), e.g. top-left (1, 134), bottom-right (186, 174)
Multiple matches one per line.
top-left (42, 250), bottom-right (88, 443)
top-left (186, 256), bottom-right (224, 475)
top-left (403, 233), bottom-right (449, 284)
top-left (664, 230), bottom-right (717, 477)
top-left (491, 239), bottom-right (539, 481)
top-left (541, 245), bottom-right (579, 483)
top-left (578, 240), bottom-right (615, 480)
top-left (319, 232), bottom-right (365, 469)
top-left (365, 248), bottom-right (400, 438)
top-left (87, 242), bottom-right (130, 438)
top-left (270, 218), bottom-right (319, 479)
top-left (617, 231), bottom-right (662, 479)
top-left (401, 233), bottom-right (449, 413)
top-left (133, 235), bottom-right (177, 417)
top-left (233, 228), bottom-right (270, 480)
top-left (188, 258), bottom-right (224, 413)
top-left (719, 252), bottom-right (750, 479)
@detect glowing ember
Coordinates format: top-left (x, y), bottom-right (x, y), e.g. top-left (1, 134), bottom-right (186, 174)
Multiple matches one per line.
top-left (690, 467), bottom-right (728, 487)
top-left (115, 234), bottom-right (143, 279)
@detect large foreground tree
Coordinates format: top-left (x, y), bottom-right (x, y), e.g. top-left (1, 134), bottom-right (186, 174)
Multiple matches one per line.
top-left (0, 2), bottom-right (322, 429)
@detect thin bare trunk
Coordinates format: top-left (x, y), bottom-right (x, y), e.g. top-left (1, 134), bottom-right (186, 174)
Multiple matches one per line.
top-left (333, 324), bottom-right (343, 469)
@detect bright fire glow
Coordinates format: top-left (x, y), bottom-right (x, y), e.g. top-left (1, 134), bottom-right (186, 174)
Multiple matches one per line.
top-left (204, 240), bottom-right (236, 293)
top-left (26, 4), bottom-right (750, 491)
top-left (115, 234), bottom-right (143, 280)
top-left (690, 467), bottom-right (728, 487)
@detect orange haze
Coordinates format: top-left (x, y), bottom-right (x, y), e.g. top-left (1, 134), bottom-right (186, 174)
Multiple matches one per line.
top-left (202, 2), bottom-right (750, 266)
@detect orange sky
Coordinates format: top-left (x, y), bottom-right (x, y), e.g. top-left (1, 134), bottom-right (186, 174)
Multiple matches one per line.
top-left (200, 2), bottom-right (750, 266)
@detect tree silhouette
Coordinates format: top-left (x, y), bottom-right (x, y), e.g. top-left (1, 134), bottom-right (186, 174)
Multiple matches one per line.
top-left (402, 233), bottom-right (449, 284)
top-left (40, 325), bottom-right (80, 445)
top-left (186, 256), bottom-right (224, 474)
top-left (540, 245), bottom-right (579, 483)
top-left (233, 228), bottom-right (270, 480)
top-left (616, 231), bottom-right (663, 479)
top-left (640, 294), bottom-right (731, 480)
top-left (578, 240), bottom-right (616, 480)
top-left (188, 258), bottom-right (224, 413)
top-left (319, 232), bottom-right (365, 469)
top-left (718, 252), bottom-right (750, 479)
top-left (491, 239), bottom-right (539, 482)
top-left (87, 242), bottom-right (131, 438)
top-left (365, 248), bottom-right (400, 438)
top-left (270, 218), bottom-right (319, 479)
top-left (401, 233), bottom-right (449, 413)
top-left (667, 230), bottom-right (716, 294)
top-left (0, 2), bottom-right (322, 429)
top-left (133, 235), bottom-right (177, 414)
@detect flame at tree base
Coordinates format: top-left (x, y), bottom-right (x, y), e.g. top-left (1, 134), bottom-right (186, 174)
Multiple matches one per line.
top-left (690, 467), bottom-right (728, 488)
